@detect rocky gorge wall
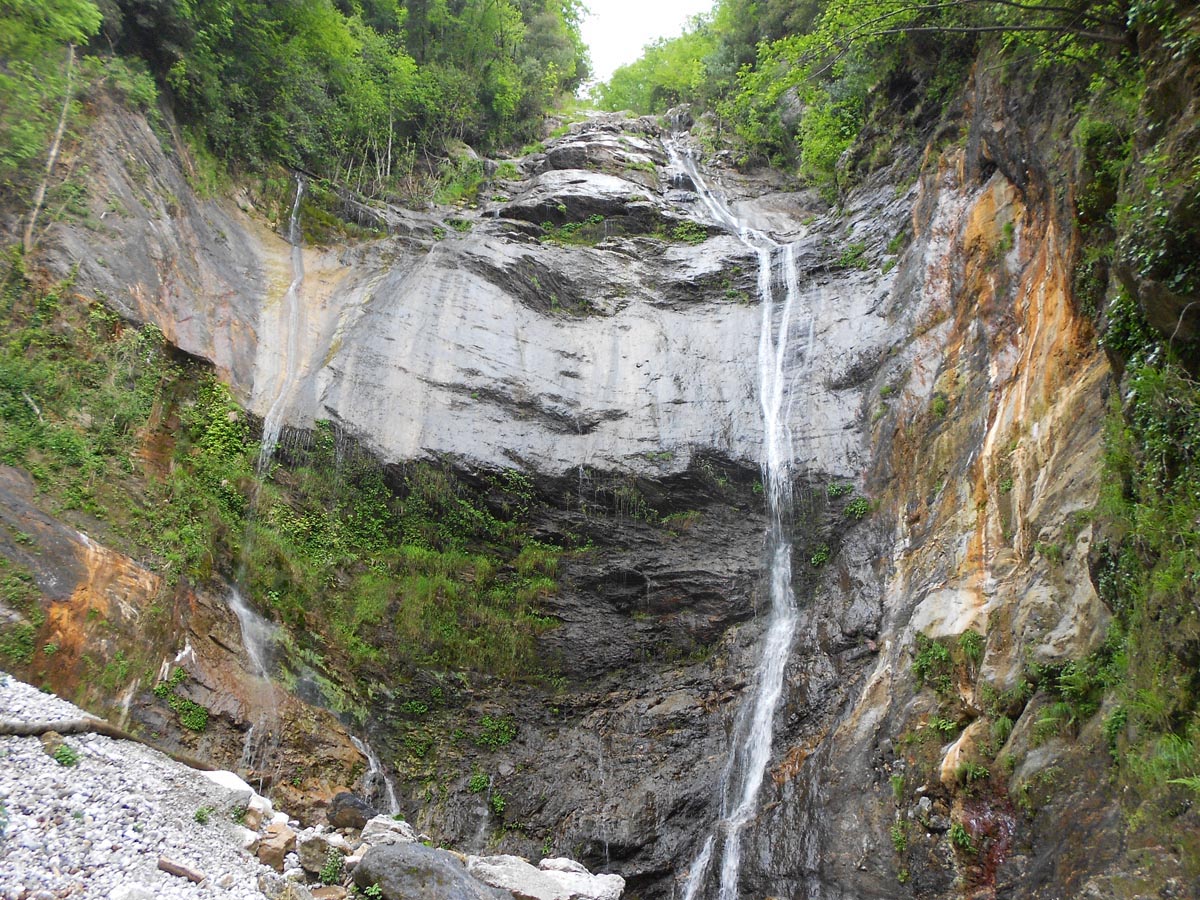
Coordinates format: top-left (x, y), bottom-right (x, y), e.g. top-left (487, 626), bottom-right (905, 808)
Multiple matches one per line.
top-left (3, 35), bottom-right (1195, 900)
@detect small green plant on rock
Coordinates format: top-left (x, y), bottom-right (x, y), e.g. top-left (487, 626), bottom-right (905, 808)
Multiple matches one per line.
top-left (845, 496), bottom-right (870, 520)
top-left (826, 482), bottom-right (853, 498)
top-left (949, 821), bottom-right (974, 853)
top-left (194, 805), bottom-right (214, 825)
top-left (671, 221), bottom-right (708, 244)
top-left (958, 630), bottom-right (984, 667)
top-left (810, 543), bottom-right (831, 567)
top-left (52, 744), bottom-right (80, 767)
top-left (890, 821), bottom-right (908, 853)
top-left (476, 715), bottom-right (517, 749)
top-left (489, 792), bottom-right (507, 816)
top-left (838, 242), bottom-right (869, 269)
top-left (912, 634), bottom-right (953, 693)
top-left (320, 848), bottom-right (345, 885)
top-left (468, 772), bottom-right (489, 793)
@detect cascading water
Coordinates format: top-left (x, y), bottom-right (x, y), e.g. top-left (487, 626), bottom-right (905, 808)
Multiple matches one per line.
top-left (350, 736), bottom-right (401, 816)
top-left (228, 175), bottom-right (306, 778)
top-left (256, 174), bottom-right (306, 475)
top-left (228, 585), bottom-right (282, 776)
top-left (669, 139), bottom-right (803, 900)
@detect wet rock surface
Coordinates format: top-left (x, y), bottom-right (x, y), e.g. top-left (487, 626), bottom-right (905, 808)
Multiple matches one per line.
top-left (8, 85), bottom-right (1183, 900)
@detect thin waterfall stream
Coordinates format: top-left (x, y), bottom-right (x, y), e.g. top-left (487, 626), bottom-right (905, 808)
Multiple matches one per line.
top-left (221, 175), bottom-right (397, 805)
top-left (669, 139), bottom-right (803, 900)
top-left (257, 174), bottom-right (306, 475)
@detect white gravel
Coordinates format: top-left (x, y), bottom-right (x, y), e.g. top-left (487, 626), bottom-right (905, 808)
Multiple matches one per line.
top-left (0, 671), bottom-right (279, 900)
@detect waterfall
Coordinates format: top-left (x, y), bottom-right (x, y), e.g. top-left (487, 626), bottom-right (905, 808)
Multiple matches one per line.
top-left (351, 735), bottom-right (401, 816)
top-left (668, 140), bottom-right (803, 900)
top-left (257, 174), bottom-right (306, 475)
top-left (227, 585), bottom-right (282, 777)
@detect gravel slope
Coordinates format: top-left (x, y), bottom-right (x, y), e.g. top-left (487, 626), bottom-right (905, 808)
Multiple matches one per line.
top-left (0, 671), bottom-right (279, 900)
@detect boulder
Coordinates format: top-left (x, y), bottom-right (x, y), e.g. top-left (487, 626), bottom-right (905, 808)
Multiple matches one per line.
top-left (354, 843), bottom-right (510, 900)
top-left (359, 815), bottom-right (416, 848)
top-left (258, 823), bottom-right (298, 872)
top-left (328, 792), bottom-right (376, 830)
top-left (467, 855), bottom-right (625, 900)
top-left (311, 889), bottom-right (349, 900)
top-left (199, 769), bottom-right (255, 807)
top-left (298, 831), bottom-right (336, 874)
top-left (258, 873), bottom-right (315, 900)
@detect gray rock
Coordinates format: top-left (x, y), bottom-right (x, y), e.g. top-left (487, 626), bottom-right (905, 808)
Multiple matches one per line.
top-left (108, 886), bottom-right (155, 900)
top-left (328, 792), bottom-right (376, 830)
top-left (468, 855), bottom-right (625, 900)
top-left (359, 815), bottom-right (417, 848)
top-left (354, 843), bottom-right (509, 900)
top-left (298, 832), bottom-right (336, 874)
top-left (259, 873), bottom-right (317, 900)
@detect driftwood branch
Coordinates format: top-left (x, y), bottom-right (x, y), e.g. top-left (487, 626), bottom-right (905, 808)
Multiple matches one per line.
top-left (0, 717), bottom-right (219, 771)
top-left (158, 856), bottom-right (206, 883)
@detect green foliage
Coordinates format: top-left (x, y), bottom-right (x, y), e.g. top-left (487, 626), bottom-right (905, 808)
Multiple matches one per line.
top-left (837, 242), bottom-right (869, 270)
top-left (931, 396), bottom-right (949, 418)
top-left (0, 0), bottom-right (102, 197)
top-left (912, 634), bottom-right (953, 693)
top-left (362, 884), bottom-right (384, 900)
top-left (844, 496), bottom-right (870, 520)
top-left (52, 743), bottom-right (80, 767)
top-left (468, 772), bottom-right (490, 793)
top-left (958, 630), bottom-right (984, 667)
top-left (670, 221), bottom-right (708, 245)
top-left (194, 805), bottom-right (214, 825)
top-left (476, 715), bottom-right (517, 749)
top-left (153, 668), bottom-right (209, 732)
top-left (319, 848), bottom-right (345, 885)
top-left (489, 791), bottom-right (507, 816)
top-left (889, 773), bottom-right (905, 802)
top-left (890, 821), bottom-right (908, 853)
top-left (826, 482), bottom-right (853, 499)
top-left (949, 821), bottom-right (974, 853)
top-left (541, 214), bottom-right (606, 245)
top-left (956, 760), bottom-right (990, 785)
top-left (809, 543), bottom-right (831, 567)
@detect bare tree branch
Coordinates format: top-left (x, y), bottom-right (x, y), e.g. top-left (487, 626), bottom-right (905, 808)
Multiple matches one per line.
top-left (24, 43), bottom-right (76, 256)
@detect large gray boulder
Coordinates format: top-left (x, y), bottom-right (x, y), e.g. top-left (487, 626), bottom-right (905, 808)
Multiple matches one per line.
top-left (353, 843), bottom-right (509, 900)
top-left (466, 855), bottom-right (625, 900)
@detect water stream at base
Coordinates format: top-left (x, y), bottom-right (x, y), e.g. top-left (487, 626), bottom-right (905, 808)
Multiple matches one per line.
top-left (669, 140), bottom-right (803, 900)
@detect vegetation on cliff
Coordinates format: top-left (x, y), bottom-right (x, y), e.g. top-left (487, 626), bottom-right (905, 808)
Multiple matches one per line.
top-left (597, 0), bottom-right (1135, 194)
top-left (1, 0), bottom-right (588, 208)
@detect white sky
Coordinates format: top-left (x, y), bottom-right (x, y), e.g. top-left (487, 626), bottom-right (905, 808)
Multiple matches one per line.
top-left (580, 0), bottom-right (715, 85)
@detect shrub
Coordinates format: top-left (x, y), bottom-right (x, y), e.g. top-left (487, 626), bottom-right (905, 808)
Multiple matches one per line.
top-left (810, 543), bottom-right (831, 567)
top-left (468, 772), bottom-right (489, 793)
top-left (476, 715), bottom-right (517, 749)
top-left (845, 496), bottom-right (870, 520)
top-left (320, 848), bottom-right (345, 885)
top-left (949, 821), bottom-right (974, 852)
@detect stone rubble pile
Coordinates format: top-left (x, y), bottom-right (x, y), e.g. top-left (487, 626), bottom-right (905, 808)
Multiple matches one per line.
top-left (0, 674), bottom-right (623, 900)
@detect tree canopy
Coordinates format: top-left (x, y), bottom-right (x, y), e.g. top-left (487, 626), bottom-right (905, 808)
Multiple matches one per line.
top-left (2, 0), bottom-right (589, 204)
top-left (595, 0), bottom-right (1136, 191)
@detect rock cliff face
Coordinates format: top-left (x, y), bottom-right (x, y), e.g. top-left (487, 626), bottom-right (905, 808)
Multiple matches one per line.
top-left (5, 42), bottom-right (1191, 900)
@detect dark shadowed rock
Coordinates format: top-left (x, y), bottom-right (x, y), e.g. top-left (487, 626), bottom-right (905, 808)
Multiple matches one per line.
top-left (353, 843), bottom-right (510, 900)
top-left (328, 792), bottom-right (376, 830)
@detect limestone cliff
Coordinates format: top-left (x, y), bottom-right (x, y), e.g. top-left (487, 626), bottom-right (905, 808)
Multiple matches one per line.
top-left (2, 24), bottom-right (1198, 900)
